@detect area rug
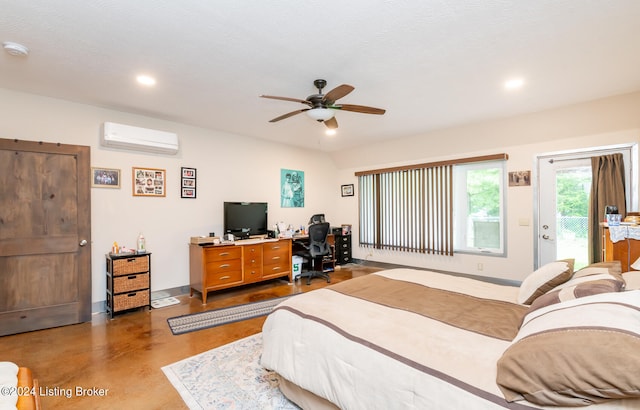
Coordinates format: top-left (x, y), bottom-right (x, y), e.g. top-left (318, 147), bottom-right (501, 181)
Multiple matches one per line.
top-left (167, 294), bottom-right (298, 335)
top-left (162, 333), bottom-right (299, 409)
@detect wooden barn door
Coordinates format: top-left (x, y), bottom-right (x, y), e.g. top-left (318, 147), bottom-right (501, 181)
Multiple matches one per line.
top-left (0, 138), bottom-right (91, 336)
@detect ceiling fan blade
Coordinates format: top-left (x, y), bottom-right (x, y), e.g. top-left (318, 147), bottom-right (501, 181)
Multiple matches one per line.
top-left (269, 109), bottom-right (309, 123)
top-left (322, 84), bottom-right (354, 105)
top-left (334, 104), bottom-right (386, 115)
top-left (324, 117), bottom-right (338, 129)
top-left (260, 95), bottom-right (311, 106)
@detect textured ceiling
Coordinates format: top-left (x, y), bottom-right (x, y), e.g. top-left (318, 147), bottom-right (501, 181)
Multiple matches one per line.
top-left (1, 1), bottom-right (640, 152)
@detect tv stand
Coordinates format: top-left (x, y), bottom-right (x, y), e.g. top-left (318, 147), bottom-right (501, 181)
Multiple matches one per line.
top-left (189, 238), bottom-right (292, 304)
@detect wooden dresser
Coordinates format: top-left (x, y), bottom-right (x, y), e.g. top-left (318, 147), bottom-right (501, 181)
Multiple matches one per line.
top-left (189, 238), bottom-right (292, 304)
top-left (106, 252), bottom-right (152, 318)
top-left (602, 227), bottom-right (640, 272)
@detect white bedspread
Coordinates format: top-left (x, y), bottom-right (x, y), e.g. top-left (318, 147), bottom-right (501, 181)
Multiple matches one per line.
top-left (261, 269), bottom-right (640, 410)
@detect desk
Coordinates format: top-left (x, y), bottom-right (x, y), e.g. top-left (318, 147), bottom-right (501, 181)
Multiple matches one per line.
top-left (292, 234), bottom-right (336, 275)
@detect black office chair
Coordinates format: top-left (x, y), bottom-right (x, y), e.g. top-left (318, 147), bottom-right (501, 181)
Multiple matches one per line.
top-left (308, 214), bottom-right (326, 224)
top-left (295, 222), bottom-right (332, 285)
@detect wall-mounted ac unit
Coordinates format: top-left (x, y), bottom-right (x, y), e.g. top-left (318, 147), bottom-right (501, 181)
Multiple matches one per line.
top-left (101, 122), bottom-right (179, 155)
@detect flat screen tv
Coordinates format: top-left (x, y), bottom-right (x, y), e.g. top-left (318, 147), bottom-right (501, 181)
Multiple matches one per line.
top-left (223, 202), bottom-right (268, 239)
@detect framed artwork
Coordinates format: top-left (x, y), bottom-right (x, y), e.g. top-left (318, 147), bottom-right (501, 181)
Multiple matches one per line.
top-left (91, 167), bottom-right (120, 188)
top-left (508, 170), bottom-right (531, 187)
top-left (181, 167), bottom-right (197, 198)
top-left (132, 167), bottom-right (166, 197)
top-left (341, 184), bottom-right (354, 197)
top-left (281, 169), bottom-right (304, 208)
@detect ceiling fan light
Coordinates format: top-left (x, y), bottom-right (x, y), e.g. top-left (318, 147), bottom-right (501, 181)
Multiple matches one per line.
top-left (306, 108), bottom-right (335, 121)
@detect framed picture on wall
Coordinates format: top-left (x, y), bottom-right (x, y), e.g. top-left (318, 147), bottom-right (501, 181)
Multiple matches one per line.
top-left (91, 167), bottom-right (121, 188)
top-left (281, 169), bottom-right (304, 207)
top-left (341, 184), bottom-right (354, 197)
top-left (181, 167), bottom-right (197, 198)
top-left (132, 167), bottom-right (166, 197)
top-left (508, 171), bottom-right (531, 187)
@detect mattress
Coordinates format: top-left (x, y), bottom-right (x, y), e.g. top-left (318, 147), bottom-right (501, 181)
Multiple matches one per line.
top-left (261, 268), bottom-right (640, 409)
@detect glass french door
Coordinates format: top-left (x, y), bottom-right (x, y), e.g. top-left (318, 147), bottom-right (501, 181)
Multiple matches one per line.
top-left (536, 145), bottom-right (635, 270)
top-left (537, 158), bottom-right (592, 270)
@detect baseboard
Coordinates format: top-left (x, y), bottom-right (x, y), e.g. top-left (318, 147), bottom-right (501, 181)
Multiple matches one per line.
top-left (92, 285), bottom-right (191, 314)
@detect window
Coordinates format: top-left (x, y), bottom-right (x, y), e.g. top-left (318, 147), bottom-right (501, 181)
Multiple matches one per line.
top-left (357, 154), bottom-right (507, 256)
top-left (358, 166), bottom-right (453, 255)
top-left (453, 161), bottom-right (505, 255)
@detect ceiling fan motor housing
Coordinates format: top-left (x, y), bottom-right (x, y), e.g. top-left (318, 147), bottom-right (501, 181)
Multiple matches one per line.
top-left (313, 79), bottom-right (327, 92)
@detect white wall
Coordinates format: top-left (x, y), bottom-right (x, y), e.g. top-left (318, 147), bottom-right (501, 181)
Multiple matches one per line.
top-left (329, 92), bottom-right (640, 282)
top-left (3, 88), bottom-right (640, 302)
top-left (0, 88), bottom-right (339, 306)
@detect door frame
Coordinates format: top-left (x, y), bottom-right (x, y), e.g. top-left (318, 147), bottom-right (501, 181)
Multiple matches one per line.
top-left (534, 143), bottom-right (638, 269)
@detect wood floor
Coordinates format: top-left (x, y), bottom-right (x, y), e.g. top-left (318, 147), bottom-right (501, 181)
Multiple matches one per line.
top-left (0, 263), bottom-right (383, 409)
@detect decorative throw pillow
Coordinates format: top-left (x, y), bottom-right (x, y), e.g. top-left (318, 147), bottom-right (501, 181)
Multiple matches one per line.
top-left (517, 259), bottom-right (574, 305)
top-left (497, 290), bottom-right (640, 406)
top-left (528, 278), bottom-right (624, 313)
top-left (572, 260), bottom-right (622, 280)
top-left (623, 270), bottom-right (640, 290)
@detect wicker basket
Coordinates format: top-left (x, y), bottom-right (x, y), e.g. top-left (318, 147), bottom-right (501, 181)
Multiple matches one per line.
top-left (113, 289), bottom-right (149, 312)
top-left (111, 273), bottom-right (149, 293)
top-left (113, 256), bottom-right (149, 275)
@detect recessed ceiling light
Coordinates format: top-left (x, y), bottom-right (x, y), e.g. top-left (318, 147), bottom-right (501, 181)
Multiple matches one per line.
top-left (325, 129), bottom-right (336, 136)
top-left (504, 78), bottom-right (525, 90)
top-left (136, 75), bottom-right (156, 86)
top-left (3, 41), bottom-right (29, 57)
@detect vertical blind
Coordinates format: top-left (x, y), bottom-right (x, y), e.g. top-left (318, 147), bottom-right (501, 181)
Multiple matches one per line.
top-left (357, 154), bottom-right (507, 256)
top-left (358, 165), bottom-right (453, 255)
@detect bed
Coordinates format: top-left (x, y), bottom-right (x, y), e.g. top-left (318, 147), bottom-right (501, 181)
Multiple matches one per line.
top-left (261, 263), bottom-right (640, 409)
top-left (0, 362), bottom-right (41, 410)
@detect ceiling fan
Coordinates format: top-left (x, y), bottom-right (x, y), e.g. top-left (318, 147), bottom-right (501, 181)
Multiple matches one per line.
top-left (260, 79), bottom-right (385, 130)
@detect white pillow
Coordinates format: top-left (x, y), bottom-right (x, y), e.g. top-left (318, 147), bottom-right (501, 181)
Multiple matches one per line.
top-left (517, 259), bottom-right (574, 305)
top-left (0, 361), bottom-right (19, 408)
top-left (623, 271), bottom-right (640, 290)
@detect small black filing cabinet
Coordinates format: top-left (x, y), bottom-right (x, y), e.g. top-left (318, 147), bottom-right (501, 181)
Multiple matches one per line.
top-left (332, 227), bottom-right (352, 265)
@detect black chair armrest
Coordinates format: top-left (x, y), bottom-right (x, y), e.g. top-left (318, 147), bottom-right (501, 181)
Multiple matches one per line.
top-left (293, 240), bottom-right (311, 250)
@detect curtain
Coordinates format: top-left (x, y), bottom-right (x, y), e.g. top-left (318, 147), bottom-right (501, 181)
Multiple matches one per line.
top-left (588, 153), bottom-right (626, 263)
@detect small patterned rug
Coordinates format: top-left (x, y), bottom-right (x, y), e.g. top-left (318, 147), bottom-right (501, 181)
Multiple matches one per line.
top-left (161, 333), bottom-right (299, 409)
top-left (167, 294), bottom-right (298, 335)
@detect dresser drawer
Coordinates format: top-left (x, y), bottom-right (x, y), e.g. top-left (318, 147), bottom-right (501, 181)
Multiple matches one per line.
top-left (243, 245), bottom-right (263, 267)
top-left (206, 258), bottom-right (242, 274)
top-left (264, 243), bottom-right (288, 262)
top-left (263, 261), bottom-right (288, 279)
top-left (244, 247), bottom-right (264, 282)
top-left (263, 240), bottom-right (287, 252)
top-left (204, 246), bottom-right (242, 261)
top-left (110, 272), bottom-right (149, 293)
top-left (205, 269), bottom-right (243, 287)
top-left (112, 256), bottom-right (149, 275)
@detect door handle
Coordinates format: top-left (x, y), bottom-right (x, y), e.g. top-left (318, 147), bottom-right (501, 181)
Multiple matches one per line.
top-left (542, 234), bottom-right (550, 240)
top-left (79, 239), bottom-right (88, 246)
